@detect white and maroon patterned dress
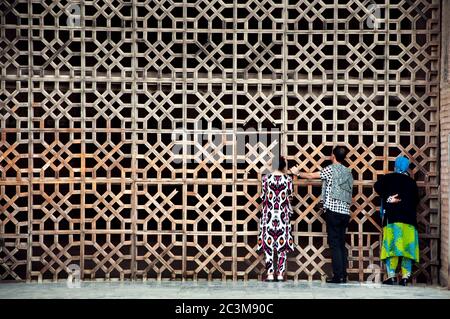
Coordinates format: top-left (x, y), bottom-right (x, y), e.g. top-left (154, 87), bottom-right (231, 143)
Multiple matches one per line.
top-left (257, 173), bottom-right (295, 255)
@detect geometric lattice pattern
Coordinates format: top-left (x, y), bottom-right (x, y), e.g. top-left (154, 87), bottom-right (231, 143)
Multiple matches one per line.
top-left (0, 0), bottom-right (441, 284)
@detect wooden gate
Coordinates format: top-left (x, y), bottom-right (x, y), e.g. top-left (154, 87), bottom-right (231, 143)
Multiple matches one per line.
top-left (0, 0), bottom-right (441, 283)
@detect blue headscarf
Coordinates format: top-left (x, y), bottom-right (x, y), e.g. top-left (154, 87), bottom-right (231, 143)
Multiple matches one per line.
top-left (380, 156), bottom-right (410, 219)
top-left (394, 156), bottom-right (410, 174)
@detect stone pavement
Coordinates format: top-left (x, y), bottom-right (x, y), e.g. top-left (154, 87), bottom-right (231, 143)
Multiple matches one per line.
top-left (0, 280), bottom-right (449, 299)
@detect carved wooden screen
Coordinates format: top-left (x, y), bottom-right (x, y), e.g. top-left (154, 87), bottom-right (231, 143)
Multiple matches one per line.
top-left (0, 0), bottom-right (441, 283)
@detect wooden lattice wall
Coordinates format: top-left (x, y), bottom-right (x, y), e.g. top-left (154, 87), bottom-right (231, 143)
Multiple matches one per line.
top-left (0, 0), bottom-right (441, 283)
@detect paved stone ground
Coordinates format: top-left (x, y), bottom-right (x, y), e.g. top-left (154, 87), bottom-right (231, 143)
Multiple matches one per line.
top-left (0, 280), bottom-right (449, 299)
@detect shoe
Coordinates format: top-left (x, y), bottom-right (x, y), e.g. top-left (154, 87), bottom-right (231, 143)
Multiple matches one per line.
top-left (382, 277), bottom-right (397, 285)
top-left (399, 278), bottom-right (409, 286)
top-left (265, 274), bottom-right (274, 282)
top-left (326, 277), bottom-right (346, 284)
top-left (277, 274), bottom-right (285, 281)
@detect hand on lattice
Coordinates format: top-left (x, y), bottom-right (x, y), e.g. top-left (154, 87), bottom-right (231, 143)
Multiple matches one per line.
top-left (290, 165), bottom-right (301, 175)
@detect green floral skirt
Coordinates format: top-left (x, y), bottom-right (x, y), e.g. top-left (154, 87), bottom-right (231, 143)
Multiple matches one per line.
top-left (380, 222), bottom-right (419, 262)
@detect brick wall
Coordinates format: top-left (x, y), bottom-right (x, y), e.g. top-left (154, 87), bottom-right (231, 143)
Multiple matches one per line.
top-left (441, 87), bottom-right (450, 287)
top-left (440, 0), bottom-right (450, 288)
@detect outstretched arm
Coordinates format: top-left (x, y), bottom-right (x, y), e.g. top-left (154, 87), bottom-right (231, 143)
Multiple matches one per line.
top-left (291, 165), bottom-right (321, 179)
top-left (298, 171), bottom-right (321, 179)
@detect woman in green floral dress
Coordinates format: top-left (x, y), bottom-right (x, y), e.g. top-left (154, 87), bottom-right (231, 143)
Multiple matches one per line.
top-left (374, 156), bottom-right (420, 286)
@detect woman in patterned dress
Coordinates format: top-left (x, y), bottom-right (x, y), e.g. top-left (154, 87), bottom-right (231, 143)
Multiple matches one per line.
top-left (257, 156), bottom-right (295, 281)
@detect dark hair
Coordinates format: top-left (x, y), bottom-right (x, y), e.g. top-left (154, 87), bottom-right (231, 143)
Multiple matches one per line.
top-left (278, 156), bottom-right (287, 171)
top-left (332, 146), bottom-right (348, 163)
